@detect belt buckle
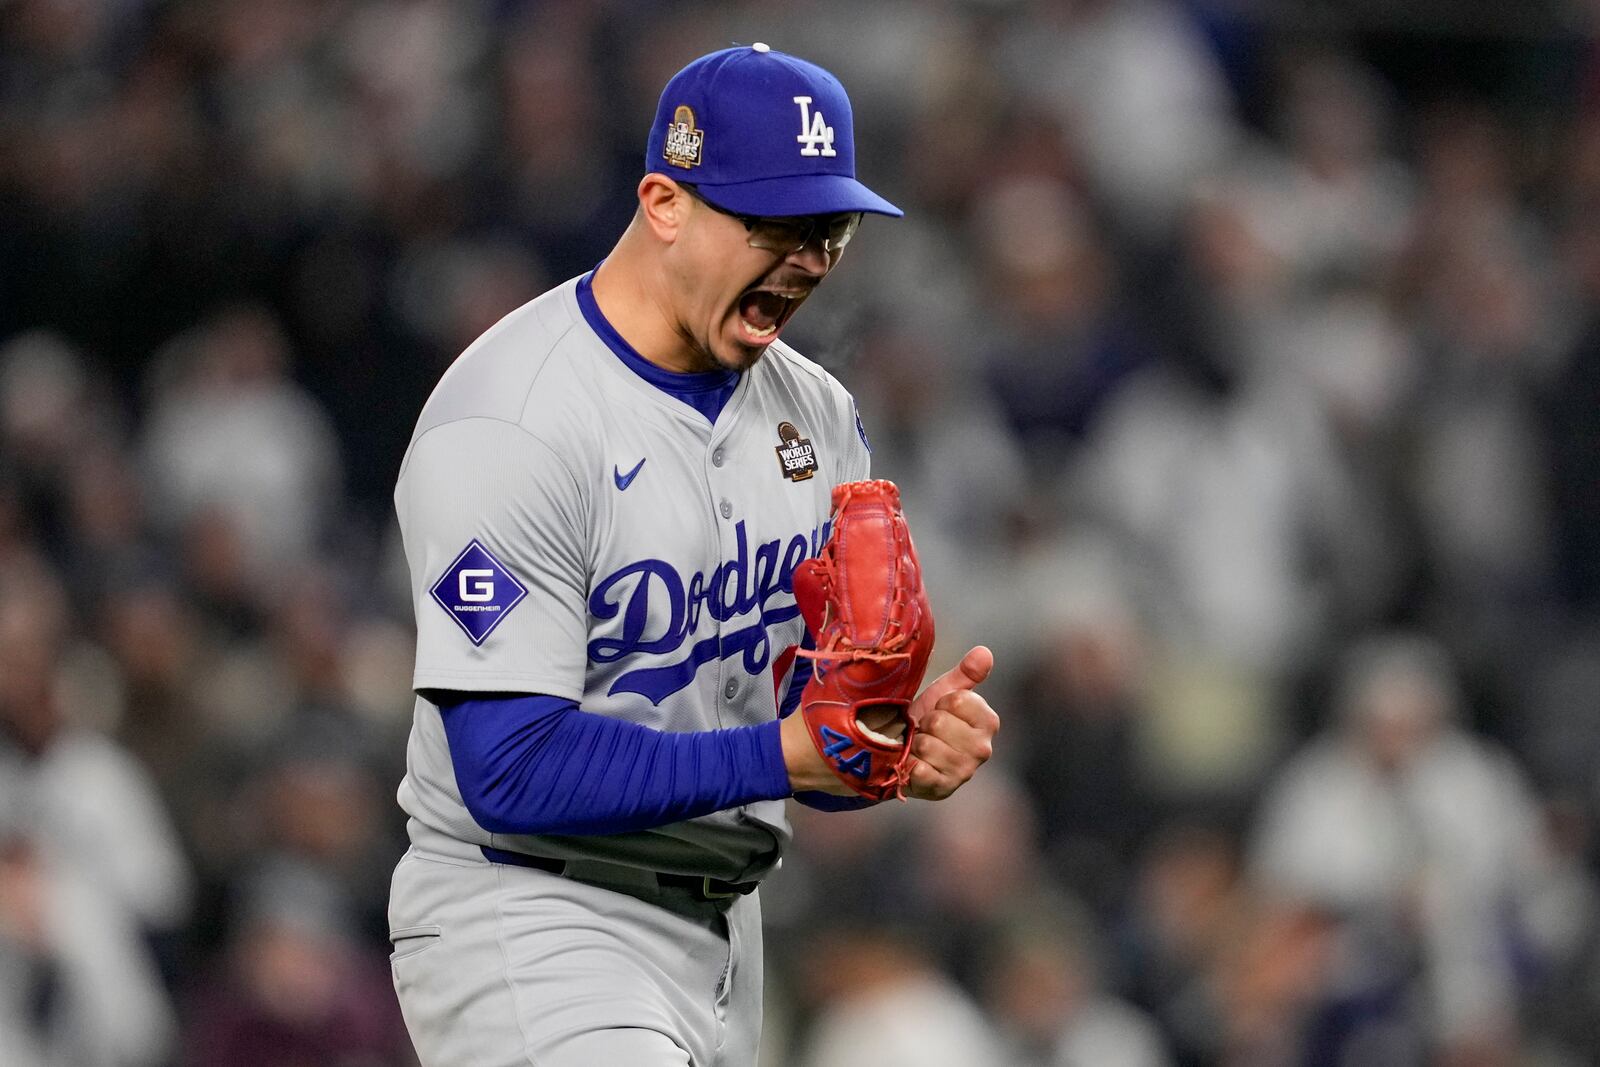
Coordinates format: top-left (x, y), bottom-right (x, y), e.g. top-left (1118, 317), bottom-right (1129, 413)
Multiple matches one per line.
top-left (700, 876), bottom-right (738, 901)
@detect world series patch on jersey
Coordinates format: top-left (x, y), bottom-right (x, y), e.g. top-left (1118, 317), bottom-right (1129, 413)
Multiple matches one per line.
top-left (393, 272), bottom-right (870, 882)
top-left (774, 421), bottom-right (817, 482)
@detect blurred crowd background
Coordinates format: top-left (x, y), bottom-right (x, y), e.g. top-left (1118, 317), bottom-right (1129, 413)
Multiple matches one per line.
top-left (3, 0), bottom-right (1600, 1064)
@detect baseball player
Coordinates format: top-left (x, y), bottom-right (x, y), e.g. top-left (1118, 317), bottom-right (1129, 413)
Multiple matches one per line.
top-left (387, 44), bottom-right (1001, 1067)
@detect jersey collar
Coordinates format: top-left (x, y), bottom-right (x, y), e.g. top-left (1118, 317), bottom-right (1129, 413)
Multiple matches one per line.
top-left (576, 269), bottom-right (740, 424)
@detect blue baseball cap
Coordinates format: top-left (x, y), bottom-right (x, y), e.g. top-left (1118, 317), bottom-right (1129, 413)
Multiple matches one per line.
top-left (646, 43), bottom-right (903, 219)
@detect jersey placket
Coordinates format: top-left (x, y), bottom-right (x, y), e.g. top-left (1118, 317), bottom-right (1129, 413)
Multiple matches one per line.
top-left (705, 403), bottom-right (745, 729)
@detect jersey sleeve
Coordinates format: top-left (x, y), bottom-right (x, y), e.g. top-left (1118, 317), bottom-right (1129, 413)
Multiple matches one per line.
top-left (397, 417), bottom-right (589, 700)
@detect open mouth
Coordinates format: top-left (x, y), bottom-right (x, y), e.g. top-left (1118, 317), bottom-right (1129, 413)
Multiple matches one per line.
top-left (736, 288), bottom-right (803, 345)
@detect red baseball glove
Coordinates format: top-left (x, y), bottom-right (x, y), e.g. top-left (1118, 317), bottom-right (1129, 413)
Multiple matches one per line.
top-left (792, 480), bottom-right (935, 801)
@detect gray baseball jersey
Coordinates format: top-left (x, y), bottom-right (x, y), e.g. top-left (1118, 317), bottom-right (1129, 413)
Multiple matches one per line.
top-left (393, 272), bottom-right (869, 883)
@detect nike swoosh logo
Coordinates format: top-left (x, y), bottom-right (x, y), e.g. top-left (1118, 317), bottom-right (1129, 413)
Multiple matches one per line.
top-left (614, 458), bottom-right (646, 491)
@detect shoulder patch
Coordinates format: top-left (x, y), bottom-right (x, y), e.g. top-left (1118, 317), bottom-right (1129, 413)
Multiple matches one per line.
top-left (430, 540), bottom-right (528, 645)
top-left (854, 404), bottom-right (872, 453)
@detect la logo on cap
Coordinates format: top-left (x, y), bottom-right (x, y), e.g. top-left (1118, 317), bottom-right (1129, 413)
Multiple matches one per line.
top-left (663, 104), bottom-right (703, 168)
top-left (794, 96), bottom-right (836, 158)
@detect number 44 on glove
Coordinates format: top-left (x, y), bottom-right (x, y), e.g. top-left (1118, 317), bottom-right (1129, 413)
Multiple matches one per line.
top-left (792, 480), bottom-right (935, 802)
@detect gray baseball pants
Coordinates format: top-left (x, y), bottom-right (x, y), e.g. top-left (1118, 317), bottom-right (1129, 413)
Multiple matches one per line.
top-left (388, 835), bottom-right (764, 1066)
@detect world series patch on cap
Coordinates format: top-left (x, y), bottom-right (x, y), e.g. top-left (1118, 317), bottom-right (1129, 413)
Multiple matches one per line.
top-left (645, 44), bottom-right (903, 220)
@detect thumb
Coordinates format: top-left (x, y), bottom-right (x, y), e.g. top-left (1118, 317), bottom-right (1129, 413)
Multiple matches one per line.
top-left (916, 646), bottom-right (993, 713)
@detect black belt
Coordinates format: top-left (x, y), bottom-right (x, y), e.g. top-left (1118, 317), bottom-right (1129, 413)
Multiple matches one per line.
top-left (481, 846), bottom-right (759, 902)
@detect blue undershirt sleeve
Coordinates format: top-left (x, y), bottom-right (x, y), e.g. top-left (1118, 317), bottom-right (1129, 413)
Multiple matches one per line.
top-left (437, 693), bottom-right (795, 836)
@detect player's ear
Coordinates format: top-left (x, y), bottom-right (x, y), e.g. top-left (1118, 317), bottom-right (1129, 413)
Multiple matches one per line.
top-left (638, 174), bottom-right (689, 244)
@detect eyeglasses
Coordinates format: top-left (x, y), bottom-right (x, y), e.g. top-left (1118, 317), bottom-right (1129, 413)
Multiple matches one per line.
top-left (680, 183), bottom-right (861, 257)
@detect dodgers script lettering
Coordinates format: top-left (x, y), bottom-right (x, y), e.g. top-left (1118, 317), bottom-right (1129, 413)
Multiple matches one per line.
top-left (587, 520), bottom-right (829, 704)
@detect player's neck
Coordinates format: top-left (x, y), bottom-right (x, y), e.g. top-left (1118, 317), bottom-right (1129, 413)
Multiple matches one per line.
top-left (590, 243), bottom-right (707, 375)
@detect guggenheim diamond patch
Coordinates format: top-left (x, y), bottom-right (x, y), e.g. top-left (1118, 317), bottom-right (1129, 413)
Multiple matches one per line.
top-left (430, 540), bottom-right (527, 645)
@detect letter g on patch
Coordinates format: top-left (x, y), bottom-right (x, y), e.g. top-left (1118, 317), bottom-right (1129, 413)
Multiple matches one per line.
top-left (458, 569), bottom-right (496, 602)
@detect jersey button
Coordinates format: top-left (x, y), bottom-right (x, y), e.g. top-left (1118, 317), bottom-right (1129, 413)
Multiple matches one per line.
top-left (724, 678), bottom-right (738, 699)
top-left (712, 448), bottom-right (725, 467)
top-left (719, 500), bottom-right (733, 519)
